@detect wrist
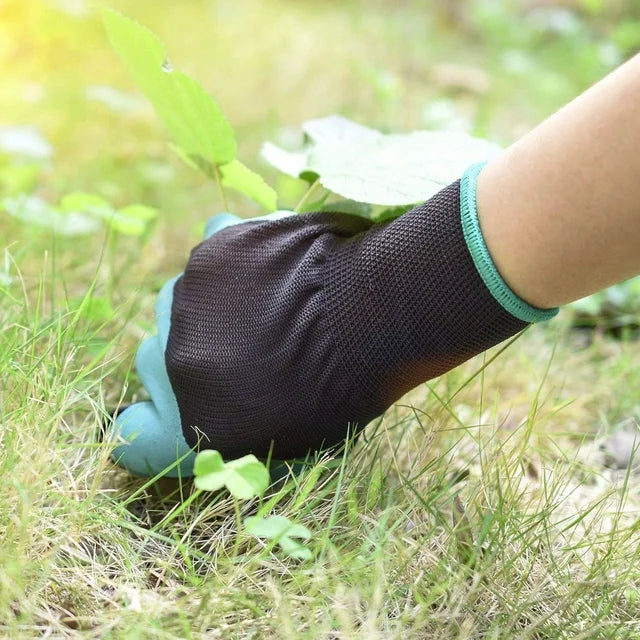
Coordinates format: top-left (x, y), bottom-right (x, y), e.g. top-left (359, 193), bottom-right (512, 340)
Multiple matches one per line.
top-left (461, 163), bottom-right (559, 323)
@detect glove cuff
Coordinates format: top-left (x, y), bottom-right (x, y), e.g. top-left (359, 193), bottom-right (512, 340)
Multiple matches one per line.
top-left (460, 162), bottom-right (559, 323)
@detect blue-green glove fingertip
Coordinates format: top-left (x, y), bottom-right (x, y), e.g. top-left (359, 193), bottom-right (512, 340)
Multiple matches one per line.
top-left (204, 212), bottom-right (243, 239)
top-left (204, 211), bottom-right (295, 240)
top-left (111, 402), bottom-right (196, 478)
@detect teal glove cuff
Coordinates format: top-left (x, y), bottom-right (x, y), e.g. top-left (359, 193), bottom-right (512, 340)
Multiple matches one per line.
top-left (460, 162), bottom-right (559, 324)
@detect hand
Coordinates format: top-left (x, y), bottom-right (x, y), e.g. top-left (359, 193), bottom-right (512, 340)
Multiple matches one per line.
top-left (108, 165), bottom-right (554, 478)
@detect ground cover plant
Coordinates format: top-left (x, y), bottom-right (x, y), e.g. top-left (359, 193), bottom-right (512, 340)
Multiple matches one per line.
top-left (2, 0), bottom-right (640, 637)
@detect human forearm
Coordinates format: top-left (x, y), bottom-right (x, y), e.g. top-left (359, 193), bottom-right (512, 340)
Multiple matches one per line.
top-left (477, 52), bottom-right (640, 309)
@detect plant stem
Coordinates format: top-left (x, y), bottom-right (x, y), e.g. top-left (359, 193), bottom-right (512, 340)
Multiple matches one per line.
top-left (106, 225), bottom-right (116, 304)
top-left (152, 489), bottom-right (202, 532)
top-left (232, 498), bottom-right (242, 559)
top-left (213, 163), bottom-right (229, 211)
top-left (294, 178), bottom-right (322, 213)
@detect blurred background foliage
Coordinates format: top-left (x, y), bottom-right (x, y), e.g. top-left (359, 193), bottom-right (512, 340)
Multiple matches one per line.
top-left (1, 0), bottom-right (639, 326)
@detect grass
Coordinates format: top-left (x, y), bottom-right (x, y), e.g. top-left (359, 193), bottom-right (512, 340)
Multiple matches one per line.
top-left (2, 0), bottom-right (640, 637)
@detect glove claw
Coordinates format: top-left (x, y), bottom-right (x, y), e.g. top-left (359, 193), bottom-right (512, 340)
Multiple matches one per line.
top-left (110, 402), bottom-right (195, 478)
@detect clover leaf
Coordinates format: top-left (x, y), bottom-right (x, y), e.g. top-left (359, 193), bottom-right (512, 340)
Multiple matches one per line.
top-left (245, 515), bottom-right (313, 560)
top-left (193, 450), bottom-right (270, 500)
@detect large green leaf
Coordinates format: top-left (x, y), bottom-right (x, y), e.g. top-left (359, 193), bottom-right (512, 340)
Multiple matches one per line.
top-left (220, 160), bottom-right (278, 212)
top-left (262, 116), bottom-right (501, 206)
top-left (260, 142), bottom-right (309, 180)
top-left (260, 114), bottom-right (377, 181)
top-left (301, 114), bottom-right (379, 145)
top-left (101, 8), bottom-right (236, 166)
top-left (307, 131), bottom-right (500, 205)
top-left (171, 145), bottom-right (278, 210)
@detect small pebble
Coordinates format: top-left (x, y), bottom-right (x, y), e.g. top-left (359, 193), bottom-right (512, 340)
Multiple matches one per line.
top-left (600, 424), bottom-right (640, 470)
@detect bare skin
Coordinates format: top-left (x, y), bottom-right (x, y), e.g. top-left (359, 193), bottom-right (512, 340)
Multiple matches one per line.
top-left (476, 52), bottom-right (640, 310)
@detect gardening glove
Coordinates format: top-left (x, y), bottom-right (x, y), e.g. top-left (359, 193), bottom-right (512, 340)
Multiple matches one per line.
top-left (109, 163), bottom-right (558, 478)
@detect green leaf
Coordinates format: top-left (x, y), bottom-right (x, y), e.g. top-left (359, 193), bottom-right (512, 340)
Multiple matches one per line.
top-left (4, 190), bottom-right (156, 237)
top-left (0, 161), bottom-right (40, 196)
top-left (297, 196), bottom-right (329, 214)
top-left (118, 203), bottom-right (158, 223)
top-left (60, 192), bottom-right (111, 215)
top-left (174, 147), bottom-right (279, 211)
top-left (100, 7), bottom-right (166, 92)
top-left (109, 215), bottom-right (146, 236)
top-left (612, 21), bottom-right (640, 53)
top-left (283, 522), bottom-right (313, 540)
top-left (193, 450), bottom-right (227, 492)
top-left (244, 515), bottom-right (292, 538)
top-left (261, 142), bottom-right (309, 180)
top-left (224, 455), bottom-right (270, 499)
top-left (193, 450), bottom-right (269, 499)
top-left (319, 200), bottom-right (372, 217)
top-left (580, 0), bottom-right (604, 16)
top-left (245, 515), bottom-right (312, 560)
top-left (306, 131), bottom-right (500, 206)
top-left (72, 295), bottom-right (115, 323)
top-left (101, 7), bottom-right (236, 166)
top-left (220, 160), bottom-right (277, 211)
top-left (261, 116), bottom-right (377, 181)
top-left (277, 536), bottom-right (313, 560)
top-left (372, 204), bottom-right (413, 223)
top-left (114, 204), bottom-right (158, 236)
top-left (301, 115), bottom-right (379, 145)
top-left (263, 116), bottom-right (501, 206)
top-left (193, 449), bottom-right (226, 476)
